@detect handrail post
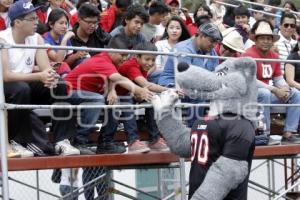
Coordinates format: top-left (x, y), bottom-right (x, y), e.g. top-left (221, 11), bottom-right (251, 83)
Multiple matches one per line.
top-left (0, 48), bottom-right (10, 200)
top-left (173, 51), bottom-right (187, 200)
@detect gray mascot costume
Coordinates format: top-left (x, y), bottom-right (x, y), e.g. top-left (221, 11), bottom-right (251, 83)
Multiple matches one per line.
top-left (152, 57), bottom-right (258, 200)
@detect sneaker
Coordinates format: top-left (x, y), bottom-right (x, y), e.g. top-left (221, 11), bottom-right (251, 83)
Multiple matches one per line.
top-left (268, 137), bottom-right (280, 146)
top-left (10, 140), bottom-right (34, 158)
top-left (96, 142), bottom-right (126, 154)
top-left (128, 140), bottom-right (150, 153)
top-left (26, 143), bottom-right (47, 156)
top-left (148, 138), bottom-right (169, 151)
top-left (55, 139), bottom-right (80, 156)
top-left (281, 135), bottom-right (300, 145)
top-left (74, 144), bottom-right (95, 155)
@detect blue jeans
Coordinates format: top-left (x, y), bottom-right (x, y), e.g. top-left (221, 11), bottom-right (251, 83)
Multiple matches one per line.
top-left (258, 87), bottom-right (300, 133)
top-left (69, 90), bottom-right (105, 144)
top-left (148, 70), bottom-right (162, 84)
top-left (101, 96), bottom-right (160, 144)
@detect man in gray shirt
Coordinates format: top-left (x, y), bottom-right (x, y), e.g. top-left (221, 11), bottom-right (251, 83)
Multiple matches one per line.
top-left (110, 4), bottom-right (149, 47)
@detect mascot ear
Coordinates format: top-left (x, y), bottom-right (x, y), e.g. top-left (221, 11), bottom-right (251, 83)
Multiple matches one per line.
top-left (178, 62), bottom-right (190, 72)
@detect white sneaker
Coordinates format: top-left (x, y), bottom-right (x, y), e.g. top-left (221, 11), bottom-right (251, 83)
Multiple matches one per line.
top-left (10, 140), bottom-right (34, 158)
top-left (55, 139), bottom-right (80, 156)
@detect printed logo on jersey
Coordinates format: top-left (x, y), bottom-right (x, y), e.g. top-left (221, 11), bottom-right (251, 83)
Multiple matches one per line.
top-left (197, 124), bottom-right (207, 130)
top-left (261, 63), bottom-right (273, 78)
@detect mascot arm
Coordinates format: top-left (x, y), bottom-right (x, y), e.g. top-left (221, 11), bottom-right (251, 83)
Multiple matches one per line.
top-left (157, 113), bottom-right (191, 157)
top-left (191, 156), bottom-right (248, 200)
top-left (152, 90), bottom-right (191, 158)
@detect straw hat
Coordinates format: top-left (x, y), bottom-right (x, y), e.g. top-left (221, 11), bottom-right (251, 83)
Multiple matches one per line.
top-left (254, 21), bottom-right (280, 42)
top-left (221, 28), bottom-right (245, 53)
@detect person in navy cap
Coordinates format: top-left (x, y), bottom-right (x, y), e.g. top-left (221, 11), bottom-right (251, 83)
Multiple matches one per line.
top-left (0, 0), bottom-right (80, 157)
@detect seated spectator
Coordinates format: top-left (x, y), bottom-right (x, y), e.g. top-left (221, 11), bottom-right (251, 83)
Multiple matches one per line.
top-left (274, 12), bottom-right (297, 72)
top-left (187, 4), bottom-right (212, 36)
top-left (70, 0), bottom-right (102, 27)
top-left (275, 1), bottom-right (298, 31)
top-left (36, 0), bottom-right (71, 33)
top-left (70, 3), bottom-right (111, 68)
top-left (110, 4), bottom-right (148, 47)
top-left (164, 0), bottom-right (192, 25)
top-left (209, 0), bottom-right (226, 23)
top-left (242, 19), bottom-right (300, 144)
top-left (222, 2), bottom-right (237, 28)
top-left (2, 0), bottom-right (80, 157)
top-left (155, 16), bottom-right (190, 70)
top-left (285, 36), bottom-right (300, 90)
top-left (99, 0), bottom-right (132, 33)
top-left (159, 22), bottom-right (221, 87)
top-left (103, 42), bottom-right (169, 153)
top-left (155, 10), bottom-right (171, 40)
top-left (64, 34), bottom-right (153, 153)
top-left (234, 5), bottom-right (250, 44)
top-left (141, 1), bottom-right (170, 42)
top-left (249, 5), bottom-right (264, 28)
top-left (0, 0), bottom-right (13, 30)
top-left (159, 23), bottom-right (222, 127)
top-left (214, 27), bottom-right (244, 62)
top-left (43, 8), bottom-right (78, 76)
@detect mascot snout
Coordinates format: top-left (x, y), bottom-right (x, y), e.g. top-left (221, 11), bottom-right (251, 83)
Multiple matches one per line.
top-left (177, 62), bottom-right (189, 72)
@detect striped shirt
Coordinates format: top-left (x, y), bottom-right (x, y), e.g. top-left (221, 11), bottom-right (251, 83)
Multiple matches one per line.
top-left (274, 32), bottom-right (297, 72)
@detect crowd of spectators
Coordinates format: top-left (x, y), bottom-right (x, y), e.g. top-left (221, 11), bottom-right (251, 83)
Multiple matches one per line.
top-left (2, 0), bottom-right (300, 198)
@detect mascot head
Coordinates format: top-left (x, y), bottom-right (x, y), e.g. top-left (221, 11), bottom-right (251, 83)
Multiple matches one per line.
top-left (176, 57), bottom-right (257, 121)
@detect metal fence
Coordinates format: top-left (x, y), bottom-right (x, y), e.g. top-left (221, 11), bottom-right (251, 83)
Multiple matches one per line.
top-left (2, 43), bottom-right (300, 200)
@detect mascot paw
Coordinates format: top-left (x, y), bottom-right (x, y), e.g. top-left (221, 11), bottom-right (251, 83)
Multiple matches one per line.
top-left (151, 89), bottom-right (179, 112)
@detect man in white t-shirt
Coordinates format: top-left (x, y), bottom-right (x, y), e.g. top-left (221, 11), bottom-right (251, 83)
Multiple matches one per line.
top-left (0, 0), bottom-right (79, 157)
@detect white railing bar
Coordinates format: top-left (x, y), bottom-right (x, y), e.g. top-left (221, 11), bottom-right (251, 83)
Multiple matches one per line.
top-left (3, 103), bottom-right (300, 110)
top-left (216, 0), bottom-right (300, 22)
top-left (231, 0), bottom-right (300, 16)
top-left (0, 43), bottom-right (299, 64)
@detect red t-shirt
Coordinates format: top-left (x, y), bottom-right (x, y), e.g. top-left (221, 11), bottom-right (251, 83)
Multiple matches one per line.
top-left (242, 45), bottom-right (282, 85)
top-left (64, 52), bottom-right (118, 94)
top-left (116, 58), bottom-right (147, 95)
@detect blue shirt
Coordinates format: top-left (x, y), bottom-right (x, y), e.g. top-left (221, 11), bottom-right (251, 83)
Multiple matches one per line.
top-left (158, 38), bottom-right (219, 87)
top-left (43, 32), bottom-right (73, 55)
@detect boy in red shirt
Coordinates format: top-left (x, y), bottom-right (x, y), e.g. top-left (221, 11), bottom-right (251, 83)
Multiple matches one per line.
top-left (64, 35), bottom-right (153, 154)
top-left (102, 42), bottom-right (169, 153)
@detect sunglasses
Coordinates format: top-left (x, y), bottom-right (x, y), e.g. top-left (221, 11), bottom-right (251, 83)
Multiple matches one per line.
top-left (283, 23), bottom-right (296, 29)
top-left (223, 45), bottom-right (236, 53)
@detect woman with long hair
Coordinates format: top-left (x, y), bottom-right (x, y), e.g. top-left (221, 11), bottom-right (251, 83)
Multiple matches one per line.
top-left (155, 16), bottom-right (191, 70)
top-left (43, 8), bottom-right (79, 76)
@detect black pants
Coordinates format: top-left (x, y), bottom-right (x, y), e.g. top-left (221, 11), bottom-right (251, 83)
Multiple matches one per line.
top-left (4, 80), bottom-right (76, 153)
